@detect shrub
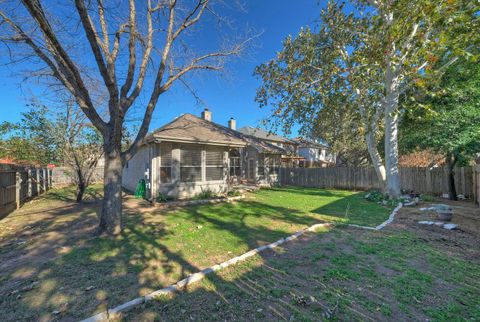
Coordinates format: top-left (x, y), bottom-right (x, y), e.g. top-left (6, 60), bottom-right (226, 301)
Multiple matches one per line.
top-left (156, 192), bottom-right (174, 203)
top-left (194, 188), bottom-right (217, 200)
top-left (227, 190), bottom-right (242, 197)
top-left (420, 194), bottom-right (435, 202)
top-left (364, 190), bottom-right (385, 202)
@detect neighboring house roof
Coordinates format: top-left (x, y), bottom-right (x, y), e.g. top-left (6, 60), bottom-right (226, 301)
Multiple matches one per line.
top-left (145, 114), bottom-right (286, 154)
top-left (292, 137), bottom-right (328, 149)
top-left (238, 126), bottom-right (298, 145)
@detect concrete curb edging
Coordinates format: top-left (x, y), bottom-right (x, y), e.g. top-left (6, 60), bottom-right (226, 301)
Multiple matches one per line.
top-left (348, 202), bottom-right (403, 231)
top-left (80, 222), bottom-right (332, 322)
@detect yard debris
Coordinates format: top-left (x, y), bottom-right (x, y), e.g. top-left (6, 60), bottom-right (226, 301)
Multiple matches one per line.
top-left (418, 221), bottom-right (458, 230)
top-left (20, 281), bottom-right (39, 292)
top-left (291, 293), bottom-right (308, 306)
top-left (52, 310), bottom-right (61, 315)
top-left (85, 286), bottom-right (95, 291)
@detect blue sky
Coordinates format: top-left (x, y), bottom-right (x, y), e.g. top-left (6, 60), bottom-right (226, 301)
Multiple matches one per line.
top-left (0, 0), bottom-right (327, 137)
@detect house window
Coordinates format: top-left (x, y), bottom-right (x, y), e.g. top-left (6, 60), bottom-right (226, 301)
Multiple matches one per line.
top-left (180, 145), bottom-right (202, 182)
top-left (258, 155), bottom-right (265, 177)
top-left (206, 147), bottom-right (224, 181)
top-left (229, 149), bottom-right (241, 177)
top-left (160, 144), bottom-right (172, 183)
top-left (269, 156), bottom-right (280, 175)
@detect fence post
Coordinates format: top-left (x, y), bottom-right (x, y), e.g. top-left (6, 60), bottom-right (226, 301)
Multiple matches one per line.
top-left (27, 168), bottom-right (32, 198)
top-left (425, 168), bottom-right (433, 195)
top-left (15, 170), bottom-right (21, 209)
top-left (36, 168), bottom-right (41, 195)
top-left (42, 168), bottom-right (47, 192)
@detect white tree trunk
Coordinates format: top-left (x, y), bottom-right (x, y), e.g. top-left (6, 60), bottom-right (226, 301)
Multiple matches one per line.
top-left (365, 130), bottom-right (386, 189)
top-left (384, 95), bottom-right (401, 198)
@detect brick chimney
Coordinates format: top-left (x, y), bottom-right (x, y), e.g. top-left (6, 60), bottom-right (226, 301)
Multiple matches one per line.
top-left (228, 117), bottom-right (236, 130)
top-left (201, 108), bottom-right (212, 121)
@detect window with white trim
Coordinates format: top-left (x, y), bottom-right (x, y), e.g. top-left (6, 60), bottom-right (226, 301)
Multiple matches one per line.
top-left (180, 145), bottom-right (202, 182)
top-left (160, 144), bottom-right (172, 183)
top-left (229, 149), bottom-right (241, 177)
top-left (206, 147), bottom-right (224, 181)
top-left (269, 155), bottom-right (280, 175)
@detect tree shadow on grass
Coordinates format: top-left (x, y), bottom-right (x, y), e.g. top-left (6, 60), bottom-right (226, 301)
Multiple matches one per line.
top-left (0, 199), bottom-right (326, 321)
top-left (0, 187), bottom-right (389, 321)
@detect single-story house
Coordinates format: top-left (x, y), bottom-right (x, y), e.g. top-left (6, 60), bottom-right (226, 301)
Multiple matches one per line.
top-left (122, 109), bottom-right (286, 200)
top-left (293, 138), bottom-right (336, 167)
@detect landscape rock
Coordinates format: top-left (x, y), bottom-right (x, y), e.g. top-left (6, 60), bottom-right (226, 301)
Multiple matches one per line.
top-left (443, 223), bottom-right (458, 230)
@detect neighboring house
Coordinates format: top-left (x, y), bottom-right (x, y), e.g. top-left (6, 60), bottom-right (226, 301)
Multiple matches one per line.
top-left (237, 126), bottom-right (303, 167)
top-left (122, 109), bottom-right (285, 200)
top-left (293, 138), bottom-right (336, 167)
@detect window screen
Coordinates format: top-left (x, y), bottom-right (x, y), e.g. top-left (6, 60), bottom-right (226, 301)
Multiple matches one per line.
top-left (181, 145), bottom-right (202, 182)
top-left (269, 155), bottom-right (280, 175)
top-left (206, 148), bottom-right (224, 181)
top-left (160, 144), bottom-right (172, 183)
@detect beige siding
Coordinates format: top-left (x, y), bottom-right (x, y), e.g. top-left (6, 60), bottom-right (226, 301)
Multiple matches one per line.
top-left (122, 145), bottom-right (151, 193)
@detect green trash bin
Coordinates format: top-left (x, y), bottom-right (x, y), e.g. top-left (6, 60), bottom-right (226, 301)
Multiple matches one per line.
top-left (134, 179), bottom-right (146, 199)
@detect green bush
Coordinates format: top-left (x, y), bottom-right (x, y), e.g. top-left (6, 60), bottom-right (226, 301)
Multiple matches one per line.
top-left (227, 190), bottom-right (242, 197)
top-left (194, 188), bottom-right (217, 200)
top-left (156, 192), bottom-right (174, 203)
top-left (364, 190), bottom-right (385, 202)
top-left (420, 194), bottom-right (435, 202)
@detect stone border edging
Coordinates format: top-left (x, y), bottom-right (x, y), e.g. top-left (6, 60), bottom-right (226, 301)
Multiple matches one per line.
top-left (79, 222), bottom-right (332, 322)
top-left (348, 202), bottom-right (403, 231)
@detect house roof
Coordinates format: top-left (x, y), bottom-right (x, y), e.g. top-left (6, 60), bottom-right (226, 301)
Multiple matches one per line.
top-left (292, 137), bottom-right (328, 149)
top-left (237, 126), bottom-right (298, 145)
top-left (145, 114), bottom-right (286, 154)
top-left (146, 114), bottom-right (246, 147)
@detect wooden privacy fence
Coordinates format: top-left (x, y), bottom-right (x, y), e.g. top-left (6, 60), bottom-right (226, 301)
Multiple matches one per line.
top-left (51, 166), bottom-right (104, 187)
top-left (280, 166), bottom-right (478, 199)
top-left (0, 164), bottom-right (52, 219)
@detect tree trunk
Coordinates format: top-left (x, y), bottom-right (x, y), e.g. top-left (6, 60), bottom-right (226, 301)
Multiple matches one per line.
top-left (365, 130), bottom-right (386, 189)
top-left (384, 108), bottom-right (401, 198)
top-left (98, 146), bottom-right (123, 235)
top-left (445, 153), bottom-right (457, 201)
top-left (76, 181), bottom-right (85, 202)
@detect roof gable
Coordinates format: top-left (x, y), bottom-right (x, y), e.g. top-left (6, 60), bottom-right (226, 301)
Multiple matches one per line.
top-left (147, 114), bottom-right (246, 146)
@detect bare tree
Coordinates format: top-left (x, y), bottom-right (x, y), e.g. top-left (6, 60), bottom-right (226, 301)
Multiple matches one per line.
top-left (0, 0), bottom-right (250, 235)
top-left (58, 99), bottom-right (104, 203)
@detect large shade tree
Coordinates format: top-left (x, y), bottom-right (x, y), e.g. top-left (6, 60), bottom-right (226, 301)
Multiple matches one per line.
top-left (400, 59), bottom-right (480, 200)
top-left (0, 0), bottom-right (250, 235)
top-left (255, 0), bottom-right (478, 197)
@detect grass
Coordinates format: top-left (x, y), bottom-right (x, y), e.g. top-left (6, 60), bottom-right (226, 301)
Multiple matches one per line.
top-left (123, 228), bottom-right (480, 322)
top-left (0, 185), bottom-right (393, 321)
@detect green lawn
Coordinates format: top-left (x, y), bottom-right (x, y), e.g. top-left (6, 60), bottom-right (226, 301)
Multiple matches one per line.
top-left (123, 227), bottom-right (480, 322)
top-left (0, 185), bottom-right (392, 321)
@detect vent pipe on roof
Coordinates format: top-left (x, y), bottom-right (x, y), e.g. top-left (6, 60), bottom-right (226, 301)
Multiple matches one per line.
top-left (228, 117), bottom-right (236, 130)
top-left (201, 108), bottom-right (212, 121)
